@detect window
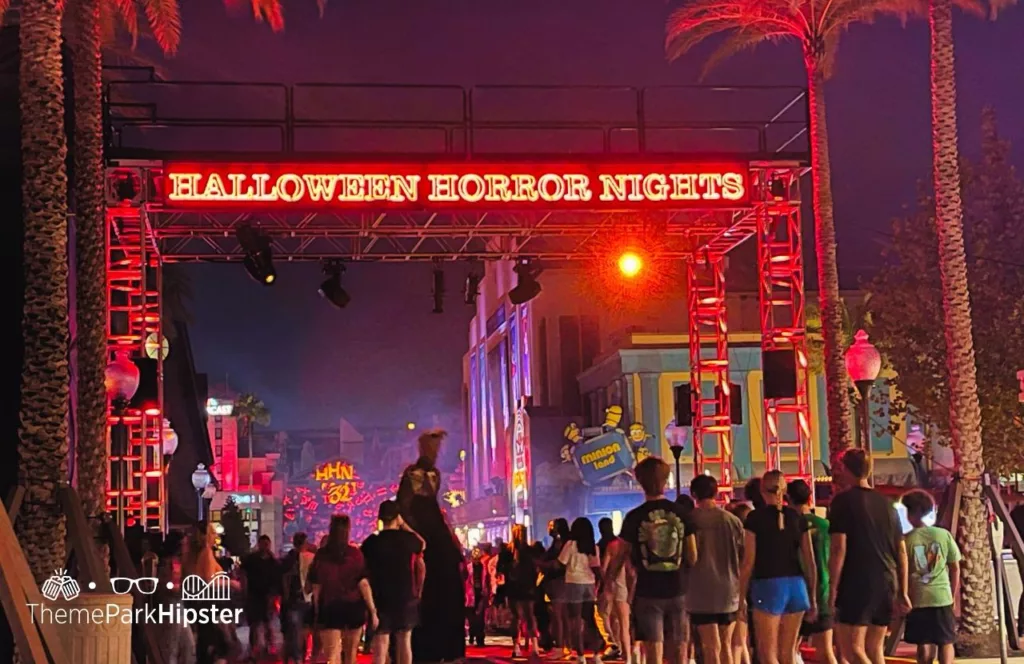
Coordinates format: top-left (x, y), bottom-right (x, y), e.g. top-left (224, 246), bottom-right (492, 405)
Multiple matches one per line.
top-left (214, 416), bottom-right (222, 424)
top-left (215, 443), bottom-right (222, 456)
top-left (214, 427), bottom-right (222, 440)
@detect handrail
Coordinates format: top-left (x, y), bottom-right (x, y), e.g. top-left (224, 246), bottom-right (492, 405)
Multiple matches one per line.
top-left (102, 76), bottom-right (809, 159)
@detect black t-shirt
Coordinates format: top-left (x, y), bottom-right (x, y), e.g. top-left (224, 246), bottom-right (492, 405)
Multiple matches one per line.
top-left (242, 551), bottom-right (280, 599)
top-left (361, 529), bottom-right (423, 609)
top-left (620, 498), bottom-right (696, 599)
top-left (744, 505), bottom-right (808, 580)
top-left (828, 486), bottom-right (902, 596)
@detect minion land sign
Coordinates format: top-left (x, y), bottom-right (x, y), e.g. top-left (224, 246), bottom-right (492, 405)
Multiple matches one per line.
top-left (562, 406), bottom-right (653, 486)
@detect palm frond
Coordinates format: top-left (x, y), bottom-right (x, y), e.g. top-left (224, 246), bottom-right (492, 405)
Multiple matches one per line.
top-left (700, 29), bottom-right (780, 79)
top-left (0, 0), bottom-right (10, 26)
top-left (139, 0), bottom-right (180, 54)
top-left (104, 0), bottom-right (139, 47)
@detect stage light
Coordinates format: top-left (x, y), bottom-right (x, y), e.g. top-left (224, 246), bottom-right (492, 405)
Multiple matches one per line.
top-left (464, 273), bottom-right (482, 305)
top-left (406, 422), bottom-right (416, 431)
top-left (432, 266), bottom-right (445, 314)
top-left (509, 260), bottom-right (541, 305)
top-left (769, 177), bottom-right (787, 200)
top-left (618, 251), bottom-right (643, 278)
top-left (235, 224), bottom-right (276, 285)
top-left (319, 261), bottom-right (350, 309)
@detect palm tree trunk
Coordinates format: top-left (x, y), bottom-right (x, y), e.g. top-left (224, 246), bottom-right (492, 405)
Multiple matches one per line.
top-left (928, 0), bottom-right (996, 653)
top-left (69, 0), bottom-right (109, 560)
top-left (18, 0), bottom-right (71, 582)
top-left (805, 59), bottom-right (853, 471)
top-left (248, 422), bottom-right (254, 491)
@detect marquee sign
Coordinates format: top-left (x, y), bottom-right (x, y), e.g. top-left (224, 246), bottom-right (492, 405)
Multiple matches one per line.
top-left (162, 162), bottom-right (751, 211)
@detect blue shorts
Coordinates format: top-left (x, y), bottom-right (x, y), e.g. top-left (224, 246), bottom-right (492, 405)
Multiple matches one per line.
top-left (750, 577), bottom-right (811, 616)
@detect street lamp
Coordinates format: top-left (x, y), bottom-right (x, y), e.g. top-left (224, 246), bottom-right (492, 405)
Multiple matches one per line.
top-left (669, 442), bottom-right (685, 500)
top-left (192, 463), bottom-right (212, 521)
top-left (845, 330), bottom-right (881, 482)
top-left (106, 350), bottom-right (140, 534)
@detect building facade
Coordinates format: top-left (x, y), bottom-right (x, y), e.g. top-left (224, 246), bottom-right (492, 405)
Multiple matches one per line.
top-left (458, 261), bottom-right (915, 544)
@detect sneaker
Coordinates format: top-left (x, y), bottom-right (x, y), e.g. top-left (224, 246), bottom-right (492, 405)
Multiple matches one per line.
top-left (513, 646), bottom-right (523, 659)
top-left (593, 655), bottom-right (604, 664)
top-left (604, 647), bottom-right (622, 660)
top-left (577, 657), bottom-right (586, 664)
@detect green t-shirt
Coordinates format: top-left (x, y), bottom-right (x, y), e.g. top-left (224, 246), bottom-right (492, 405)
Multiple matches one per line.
top-left (905, 526), bottom-right (961, 608)
top-left (804, 512), bottom-right (830, 612)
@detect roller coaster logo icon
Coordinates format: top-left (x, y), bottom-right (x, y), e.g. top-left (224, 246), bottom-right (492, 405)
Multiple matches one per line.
top-left (181, 572), bottom-right (232, 601)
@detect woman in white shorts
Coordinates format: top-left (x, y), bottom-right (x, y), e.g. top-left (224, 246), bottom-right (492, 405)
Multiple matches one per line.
top-left (559, 518), bottom-right (602, 664)
top-left (601, 534), bottom-right (632, 664)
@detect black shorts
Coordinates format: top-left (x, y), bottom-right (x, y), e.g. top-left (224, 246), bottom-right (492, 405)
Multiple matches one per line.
top-left (690, 612), bottom-right (737, 626)
top-left (320, 600), bottom-right (367, 630)
top-left (376, 601), bottom-right (419, 634)
top-left (800, 613), bottom-right (834, 636)
top-left (836, 585), bottom-right (894, 627)
top-left (903, 606), bottom-right (955, 646)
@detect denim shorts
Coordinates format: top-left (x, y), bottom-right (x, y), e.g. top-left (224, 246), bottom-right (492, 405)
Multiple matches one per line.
top-left (750, 576), bottom-right (811, 616)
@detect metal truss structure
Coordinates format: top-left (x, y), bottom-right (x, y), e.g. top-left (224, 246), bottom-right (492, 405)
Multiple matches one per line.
top-left (755, 169), bottom-right (814, 488)
top-left (102, 71), bottom-right (814, 515)
top-left (106, 205), bottom-right (167, 531)
top-left (687, 256), bottom-right (733, 496)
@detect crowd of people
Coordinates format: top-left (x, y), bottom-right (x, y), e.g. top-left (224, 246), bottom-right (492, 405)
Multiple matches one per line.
top-left (137, 432), bottom-right (961, 664)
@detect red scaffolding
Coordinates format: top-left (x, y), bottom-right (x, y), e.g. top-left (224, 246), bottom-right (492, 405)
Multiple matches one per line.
top-left (755, 169), bottom-right (814, 486)
top-left (106, 204), bottom-right (166, 532)
top-left (687, 255), bottom-right (733, 496)
top-left (101, 76), bottom-right (813, 523)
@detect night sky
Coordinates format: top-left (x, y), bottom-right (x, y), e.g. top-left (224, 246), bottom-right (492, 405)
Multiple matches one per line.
top-left (164, 0), bottom-right (1024, 430)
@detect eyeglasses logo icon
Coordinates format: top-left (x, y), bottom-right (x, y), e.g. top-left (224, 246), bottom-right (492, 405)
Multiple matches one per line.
top-left (111, 577), bottom-right (160, 595)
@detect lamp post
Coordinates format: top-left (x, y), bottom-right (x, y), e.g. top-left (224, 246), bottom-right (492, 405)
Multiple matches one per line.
top-left (105, 351), bottom-right (140, 534)
top-left (669, 443), bottom-right (685, 500)
top-left (844, 330), bottom-right (882, 483)
top-left (192, 463), bottom-right (212, 522)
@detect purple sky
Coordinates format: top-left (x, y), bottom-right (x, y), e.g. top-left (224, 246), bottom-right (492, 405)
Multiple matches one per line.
top-left (173, 0), bottom-right (1024, 429)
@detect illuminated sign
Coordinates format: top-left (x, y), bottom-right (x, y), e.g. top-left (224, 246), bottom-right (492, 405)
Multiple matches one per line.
top-left (511, 407), bottom-right (530, 509)
top-left (162, 162), bottom-right (751, 211)
top-left (313, 461), bottom-right (363, 505)
top-left (206, 398), bottom-right (233, 417)
top-left (572, 431), bottom-right (636, 486)
top-left (443, 489), bottom-right (467, 507)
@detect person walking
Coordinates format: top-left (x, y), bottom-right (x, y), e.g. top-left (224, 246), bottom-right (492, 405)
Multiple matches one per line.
top-left (310, 515), bottom-right (379, 664)
top-left (606, 457), bottom-right (697, 664)
top-left (827, 449), bottom-right (909, 664)
top-left (739, 470), bottom-right (817, 664)
top-left (786, 480), bottom-right (836, 664)
top-left (687, 475), bottom-right (745, 664)
top-left (543, 518), bottom-right (572, 658)
top-left (241, 535), bottom-right (280, 660)
top-left (500, 524), bottom-right (542, 658)
top-left (598, 518), bottom-right (630, 664)
top-left (281, 532), bottom-right (315, 664)
top-left (362, 500), bottom-right (426, 664)
top-left (558, 518), bottom-right (602, 664)
top-left (901, 490), bottom-right (960, 664)
top-left (467, 545), bottom-right (490, 647)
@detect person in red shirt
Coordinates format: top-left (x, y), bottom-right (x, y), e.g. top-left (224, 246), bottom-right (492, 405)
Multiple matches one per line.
top-left (311, 515), bottom-right (379, 664)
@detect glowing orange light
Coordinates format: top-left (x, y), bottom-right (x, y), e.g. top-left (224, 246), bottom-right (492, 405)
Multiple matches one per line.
top-left (618, 252), bottom-right (643, 278)
top-left (264, 273), bottom-right (275, 284)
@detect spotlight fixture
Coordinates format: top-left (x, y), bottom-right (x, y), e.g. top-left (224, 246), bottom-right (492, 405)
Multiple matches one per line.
top-left (235, 224), bottom-right (276, 285)
top-left (464, 273), bottom-right (482, 306)
top-left (319, 261), bottom-right (351, 309)
top-left (769, 176), bottom-right (787, 201)
top-left (617, 251), bottom-right (643, 278)
top-left (509, 259), bottom-right (541, 305)
top-left (432, 265), bottom-right (445, 314)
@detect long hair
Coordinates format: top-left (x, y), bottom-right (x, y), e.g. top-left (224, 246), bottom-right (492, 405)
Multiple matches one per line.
top-left (552, 517), bottom-right (570, 542)
top-left (569, 517), bottom-right (597, 556)
top-left (324, 514), bottom-right (352, 560)
top-left (511, 524), bottom-right (528, 562)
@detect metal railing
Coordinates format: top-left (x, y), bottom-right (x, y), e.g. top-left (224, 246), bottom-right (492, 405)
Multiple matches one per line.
top-left (103, 67), bottom-right (809, 160)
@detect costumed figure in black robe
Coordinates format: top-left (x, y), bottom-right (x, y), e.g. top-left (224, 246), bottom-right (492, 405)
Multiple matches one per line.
top-left (398, 429), bottom-right (466, 663)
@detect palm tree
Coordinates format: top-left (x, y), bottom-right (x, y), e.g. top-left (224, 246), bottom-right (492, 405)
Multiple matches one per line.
top-left (925, 0), bottom-right (1014, 652)
top-left (233, 393), bottom-right (270, 492)
top-left (665, 1), bottom-right (894, 470)
top-left (16, 0), bottom-right (72, 583)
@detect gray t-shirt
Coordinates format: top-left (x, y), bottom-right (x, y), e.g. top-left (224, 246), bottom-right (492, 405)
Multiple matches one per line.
top-left (685, 506), bottom-right (744, 614)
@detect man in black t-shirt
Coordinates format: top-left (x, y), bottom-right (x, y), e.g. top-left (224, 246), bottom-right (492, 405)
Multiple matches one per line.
top-left (828, 449), bottom-right (910, 664)
top-left (362, 500), bottom-right (425, 664)
top-left (607, 457), bottom-right (697, 664)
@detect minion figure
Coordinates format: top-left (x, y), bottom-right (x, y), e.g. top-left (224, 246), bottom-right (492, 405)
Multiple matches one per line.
top-left (603, 405), bottom-right (624, 432)
top-left (564, 423), bottom-right (583, 444)
top-left (560, 444), bottom-right (573, 463)
top-left (629, 422), bottom-right (654, 463)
